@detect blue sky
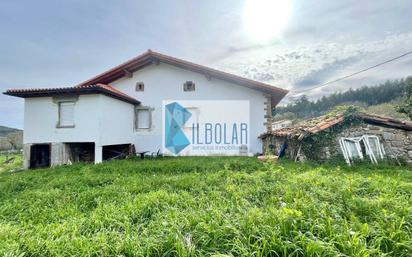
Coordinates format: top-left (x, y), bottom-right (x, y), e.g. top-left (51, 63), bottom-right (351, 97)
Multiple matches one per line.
top-left (1, 0), bottom-right (412, 128)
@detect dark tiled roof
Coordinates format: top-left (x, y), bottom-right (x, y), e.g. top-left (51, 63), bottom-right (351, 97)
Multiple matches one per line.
top-left (4, 84), bottom-right (139, 105)
top-left (260, 112), bottom-right (412, 139)
top-left (76, 50), bottom-right (289, 106)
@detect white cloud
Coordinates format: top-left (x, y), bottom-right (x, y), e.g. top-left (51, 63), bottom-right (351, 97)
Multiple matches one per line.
top-left (213, 32), bottom-right (412, 103)
top-left (1, 0), bottom-right (412, 127)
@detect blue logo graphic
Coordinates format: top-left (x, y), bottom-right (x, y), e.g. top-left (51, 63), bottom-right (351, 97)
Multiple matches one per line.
top-left (165, 102), bottom-right (192, 154)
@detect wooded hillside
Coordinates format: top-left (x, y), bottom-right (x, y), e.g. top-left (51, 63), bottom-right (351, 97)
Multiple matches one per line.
top-left (275, 79), bottom-right (408, 120)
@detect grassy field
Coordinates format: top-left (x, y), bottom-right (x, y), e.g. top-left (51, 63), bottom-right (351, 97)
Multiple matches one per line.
top-left (0, 157), bottom-right (411, 256)
top-left (0, 153), bottom-right (22, 174)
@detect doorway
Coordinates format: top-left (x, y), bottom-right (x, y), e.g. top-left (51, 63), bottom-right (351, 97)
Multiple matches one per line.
top-left (103, 144), bottom-right (132, 161)
top-left (30, 144), bottom-right (51, 169)
top-left (66, 143), bottom-right (95, 163)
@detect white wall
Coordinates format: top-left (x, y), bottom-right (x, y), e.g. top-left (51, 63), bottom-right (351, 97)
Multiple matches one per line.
top-left (99, 95), bottom-right (135, 146)
top-left (111, 63), bottom-right (267, 154)
top-left (24, 63), bottom-right (269, 158)
top-left (24, 94), bottom-right (135, 147)
top-left (24, 95), bottom-right (101, 144)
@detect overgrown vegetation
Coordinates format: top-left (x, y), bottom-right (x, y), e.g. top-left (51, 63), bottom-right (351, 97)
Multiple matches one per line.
top-left (367, 102), bottom-right (409, 120)
top-left (301, 106), bottom-right (363, 161)
top-left (397, 76), bottom-right (412, 120)
top-left (275, 79), bottom-right (407, 120)
top-left (0, 157), bottom-right (411, 256)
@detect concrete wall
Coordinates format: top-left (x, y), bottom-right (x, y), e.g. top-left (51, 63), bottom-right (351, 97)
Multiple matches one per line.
top-left (111, 62), bottom-right (268, 154)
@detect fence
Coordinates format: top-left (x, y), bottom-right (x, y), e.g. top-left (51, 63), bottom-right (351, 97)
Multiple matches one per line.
top-left (0, 149), bottom-right (23, 157)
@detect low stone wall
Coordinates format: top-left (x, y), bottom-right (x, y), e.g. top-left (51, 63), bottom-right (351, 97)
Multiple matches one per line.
top-left (262, 122), bottom-right (412, 165)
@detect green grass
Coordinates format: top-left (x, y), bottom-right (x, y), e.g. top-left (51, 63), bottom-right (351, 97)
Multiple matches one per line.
top-left (0, 154), bottom-right (23, 174)
top-left (0, 157), bottom-right (411, 256)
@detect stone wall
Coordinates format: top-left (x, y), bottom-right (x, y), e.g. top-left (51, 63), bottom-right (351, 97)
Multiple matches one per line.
top-left (263, 94), bottom-right (273, 133)
top-left (262, 135), bottom-right (305, 161)
top-left (262, 121), bottom-right (412, 165)
top-left (333, 123), bottom-right (412, 165)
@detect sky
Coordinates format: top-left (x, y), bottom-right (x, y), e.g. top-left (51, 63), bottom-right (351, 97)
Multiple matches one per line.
top-left (1, 0), bottom-right (412, 129)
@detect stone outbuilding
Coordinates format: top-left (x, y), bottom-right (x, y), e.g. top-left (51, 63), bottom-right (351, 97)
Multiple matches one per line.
top-left (260, 112), bottom-right (412, 165)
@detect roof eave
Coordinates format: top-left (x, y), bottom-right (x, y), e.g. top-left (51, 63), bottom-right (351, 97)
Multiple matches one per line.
top-left (3, 87), bottom-right (140, 105)
top-left (358, 113), bottom-right (412, 131)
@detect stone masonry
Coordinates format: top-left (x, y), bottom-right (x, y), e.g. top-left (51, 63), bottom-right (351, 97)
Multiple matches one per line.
top-left (262, 121), bottom-right (412, 165)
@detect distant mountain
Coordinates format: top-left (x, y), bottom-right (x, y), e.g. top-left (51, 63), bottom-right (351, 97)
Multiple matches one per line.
top-left (0, 126), bottom-right (22, 137)
top-left (0, 126), bottom-right (23, 150)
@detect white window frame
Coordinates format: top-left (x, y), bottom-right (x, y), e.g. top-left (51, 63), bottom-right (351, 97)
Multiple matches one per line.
top-left (135, 106), bottom-right (152, 130)
top-left (365, 135), bottom-right (384, 160)
top-left (339, 135), bottom-right (385, 165)
top-left (57, 101), bottom-right (75, 128)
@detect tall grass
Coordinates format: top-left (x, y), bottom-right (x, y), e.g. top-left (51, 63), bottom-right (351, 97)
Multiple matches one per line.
top-left (0, 153), bottom-right (22, 174)
top-left (0, 157), bottom-right (411, 256)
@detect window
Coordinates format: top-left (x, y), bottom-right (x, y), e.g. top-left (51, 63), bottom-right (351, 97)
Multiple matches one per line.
top-left (184, 81), bottom-right (195, 91)
top-left (58, 102), bottom-right (75, 128)
top-left (344, 139), bottom-right (363, 159)
top-left (339, 135), bottom-right (386, 165)
top-left (136, 82), bottom-right (144, 91)
top-left (365, 135), bottom-right (384, 159)
top-left (136, 107), bottom-right (152, 129)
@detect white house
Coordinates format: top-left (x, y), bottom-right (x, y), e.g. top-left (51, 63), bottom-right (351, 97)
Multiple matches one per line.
top-left (4, 50), bottom-right (288, 169)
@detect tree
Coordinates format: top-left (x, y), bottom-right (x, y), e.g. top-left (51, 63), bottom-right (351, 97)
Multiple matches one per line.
top-left (6, 132), bottom-right (23, 150)
top-left (397, 77), bottom-right (412, 120)
top-left (276, 78), bottom-right (407, 119)
top-left (272, 111), bottom-right (296, 121)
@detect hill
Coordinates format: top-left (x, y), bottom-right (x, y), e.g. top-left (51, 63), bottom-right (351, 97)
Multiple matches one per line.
top-left (0, 126), bottom-right (22, 151)
top-left (0, 126), bottom-right (21, 137)
top-left (275, 78), bottom-right (408, 121)
top-left (0, 157), bottom-right (411, 256)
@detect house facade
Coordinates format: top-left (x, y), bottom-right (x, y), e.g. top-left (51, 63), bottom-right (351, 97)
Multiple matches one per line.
top-left (4, 50), bottom-right (288, 169)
